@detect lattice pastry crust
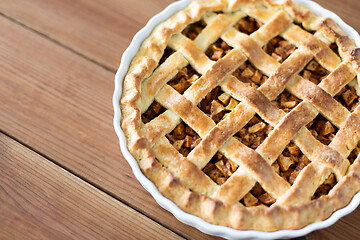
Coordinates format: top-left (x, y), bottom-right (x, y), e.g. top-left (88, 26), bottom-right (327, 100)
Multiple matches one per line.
top-left (120, 0), bottom-right (360, 231)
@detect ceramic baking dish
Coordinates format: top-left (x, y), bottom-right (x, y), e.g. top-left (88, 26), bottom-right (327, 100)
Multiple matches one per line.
top-left (113, 0), bottom-right (360, 239)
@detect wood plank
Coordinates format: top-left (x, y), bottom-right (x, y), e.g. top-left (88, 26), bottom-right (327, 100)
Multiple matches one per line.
top-left (0, 16), bottom-right (221, 240)
top-left (313, 0), bottom-right (360, 33)
top-left (308, 207), bottom-right (360, 239)
top-left (0, 0), bottom-right (173, 71)
top-left (0, 0), bottom-right (359, 72)
top-left (1, 0), bottom-right (360, 239)
top-left (0, 133), bottom-right (184, 240)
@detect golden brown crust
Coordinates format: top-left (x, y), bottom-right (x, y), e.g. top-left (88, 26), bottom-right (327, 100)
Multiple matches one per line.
top-left (120, 0), bottom-right (360, 231)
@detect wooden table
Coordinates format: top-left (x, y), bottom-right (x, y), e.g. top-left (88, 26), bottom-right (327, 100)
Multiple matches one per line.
top-left (1, 0), bottom-right (360, 239)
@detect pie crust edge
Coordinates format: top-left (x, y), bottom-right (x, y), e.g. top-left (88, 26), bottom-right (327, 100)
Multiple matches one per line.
top-left (120, 0), bottom-right (360, 231)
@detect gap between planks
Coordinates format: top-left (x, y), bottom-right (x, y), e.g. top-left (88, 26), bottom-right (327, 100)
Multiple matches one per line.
top-left (0, 0), bottom-right (175, 72)
top-left (0, 131), bottom-right (185, 240)
top-left (0, 129), bottom-right (189, 240)
top-left (0, 1), bottom-right (359, 239)
top-left (0, 12), bottom-right (117, 73)
top-left (0, 14), bottom-right (220, 240)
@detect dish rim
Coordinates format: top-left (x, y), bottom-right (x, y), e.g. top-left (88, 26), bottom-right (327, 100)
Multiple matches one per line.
top-left (113, 0), bottom-right (360, 239)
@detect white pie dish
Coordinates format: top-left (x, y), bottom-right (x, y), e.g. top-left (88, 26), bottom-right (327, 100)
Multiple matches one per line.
top-left (113, 0), bottom-right (360, 239)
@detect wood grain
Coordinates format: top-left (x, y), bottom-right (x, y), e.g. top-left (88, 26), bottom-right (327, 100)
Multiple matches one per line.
top-left (0, 0), bottom-right (359, 72)
top-left (314, 0), bottom-right (360, 32)
top-left (0, 0), bottom-right (173, 71)
top-left (0, 15), bottom-right (220, 240)
top-left (0, 133), bottom-right (184, 240)
top-left (0, 0), bottom-right (360, 239)
top-left (309, 207), bottom-right (360, 239)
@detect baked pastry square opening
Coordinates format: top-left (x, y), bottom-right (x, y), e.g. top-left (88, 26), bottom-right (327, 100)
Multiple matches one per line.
top-left (264, 36), bottom-right (297, 63)
top-left (312, 173), bottom-right (337, 200)
top-left (272, 143), bottom-right (311, 185)
top-left (348, 145), bottom-right (360, 164)
top-left (329, 42), bottom-right (341, 58)
top-left (334, 83), bottom-right (360, 112)
top-left (273, 89), bottom-right (302, 113)
top-left (232, 61), bottom-right (268, 88)
top-left (159, 47), bottom-right (175, 65)
top-left (168, 65), bottom-right (201, 94)
top-left (307, 114), bottom-right (339, 146)
top-left (300, 59), bottom-right (330, 85)
top-left (240, 183), bottom-right (276, 207)
top-left (234, 16), bottom-right (263, 35)
top-left (202, 152), bottom-right (239, 185)
top-left (141, 101), bottom-right (166, 124)
top-left (198, 86), bottom-right (239, 124)
top-left (294, 22), bottom-right (316, 35)
top-left (235, 114), bottom-right (273, 150)
top-left (205, 38), bottom-right (233, 61)
top-left (166, 122), bottom-right (202, 157)
top-left (182, 19), bottom-right (207, 40)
